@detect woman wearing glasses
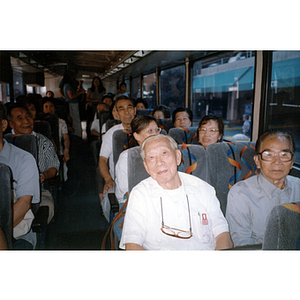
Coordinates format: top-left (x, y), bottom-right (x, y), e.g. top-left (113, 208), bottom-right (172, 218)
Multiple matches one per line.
top-left (226, 130), bottom-right (300, 247)
top-left (197, 115), bottom-right (224, 149)
top-left (115, 115), bottom-right (162, 212)
top-left (119, 134), bottom-right (233, 250)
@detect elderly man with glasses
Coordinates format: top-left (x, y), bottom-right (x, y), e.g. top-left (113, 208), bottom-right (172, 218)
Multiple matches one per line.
top-left (226, 130), bottom-right (300, 247)
top-left (119, 134), bottom-right (232, 250)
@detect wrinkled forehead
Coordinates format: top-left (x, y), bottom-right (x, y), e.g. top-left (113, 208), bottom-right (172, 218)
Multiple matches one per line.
top-left (260, 135), bottom-right (291, 151)
top-left (144, 136), bottom-right (174, 154)
top-left (11, 107), bottom-right (30, 118)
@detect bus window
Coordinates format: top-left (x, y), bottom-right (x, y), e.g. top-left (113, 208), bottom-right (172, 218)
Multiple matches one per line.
top-left (160, 65), bottom-right (185, 111)
top-left (142, 72), bottom-right (156, 109)
top-left (268, 51), bottom-right (300, 165)
top-left (192, 51), bottom-right (255, 141)
top-left (131, 77), bottom-right (139, 100)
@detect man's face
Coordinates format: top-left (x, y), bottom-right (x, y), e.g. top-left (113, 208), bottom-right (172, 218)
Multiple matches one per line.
top-left (116, 99), bottom-right (136, 128)
top-left (143, 137), bottom-right (181, 189)
top-left (254, 135), bottom-right (294, 186)
top-left (174, 111), bottom-right (191, 128)
top-left (9, 107), bottom-right (34, 135)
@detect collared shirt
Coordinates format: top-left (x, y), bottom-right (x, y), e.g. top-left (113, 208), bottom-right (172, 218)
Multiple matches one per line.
top-left (120, 172), bottom-right (229, 250)
top-left (226, 173), bottom-right (300, 247)
top-left (0, 139), bottom-right (40, 246)
top-left (12, 130), bottom-right (60, 192)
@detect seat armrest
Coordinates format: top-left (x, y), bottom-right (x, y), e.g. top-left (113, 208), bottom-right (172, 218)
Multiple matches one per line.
top-left (108, 193), bottom-right (119, 214)
top-left (32, 206), bottom-right (49, 233)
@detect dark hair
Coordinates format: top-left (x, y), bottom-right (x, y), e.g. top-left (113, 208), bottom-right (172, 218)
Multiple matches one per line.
top-left (128, 115), bottom-right (160, 148)
top-left (255, 130), bottom-right (295, 155)
top-left (153, 105), bottom-right (170, 119)
top-left (172, 107), bottom-right (193, 124)
top-left (103, 94), bottom-right (113, 102)
top-left (46, 90), bottom-right (54, 97)
top-left (119, 81), bottom-right (126, 88)
top-left (107, 101), bottom-right (117, 120)
top-left (115, 95), bottom-right (135, 108)
top-left (61, 69), bottom-right (75, 87)
top-left (91, 76), bottom-right (105, 93)
top-left (198, 115), bottom-right (224, 138)
top-left (42, 97), bottom-right (56, 109)
top-left (7, 103), bottom-right (31, 122)
top-left (0, 102), bottom-right (7, 122)
top-left (135, 98), bottom-right (148, 109)
top-left (16, 96), bottom-right (40, 117)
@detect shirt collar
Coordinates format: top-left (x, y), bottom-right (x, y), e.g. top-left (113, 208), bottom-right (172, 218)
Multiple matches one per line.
top-left (258, 172), bottom-right (291, 198)
top-left (147, 172), bottom-right (199, 197)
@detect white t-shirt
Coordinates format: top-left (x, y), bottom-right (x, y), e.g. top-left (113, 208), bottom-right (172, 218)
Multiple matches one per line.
top-left (120, 172), bottom-right (229, 250)
top-left (90, 119), bottom-right (100, 134)
top-left (99, 123), bottom-right (124, 179)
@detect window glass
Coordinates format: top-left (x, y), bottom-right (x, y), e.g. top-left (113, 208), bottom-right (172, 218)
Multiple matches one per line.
top-left (131, 77), bottom-right (139, 100)
top-left (160, 65), bottom-right (185, 112)
top-left (268, 51), bottom-right (300, 165)
top-left (0, 84), bottom-right (10, 103)
top-left (13, 71), bottom-right (24, 100)
top-left (192, 51), bottom-right (255, 141)
top-left (142, 73), bottom-right (156, 109)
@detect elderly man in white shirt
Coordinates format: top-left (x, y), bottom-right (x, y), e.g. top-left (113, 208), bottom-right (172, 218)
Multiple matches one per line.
top-left (120, 134), bottom-right (233, 250)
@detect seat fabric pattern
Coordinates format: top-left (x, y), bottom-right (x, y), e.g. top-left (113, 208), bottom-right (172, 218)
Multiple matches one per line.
top-left (263, 202), bottom-right (300, 250)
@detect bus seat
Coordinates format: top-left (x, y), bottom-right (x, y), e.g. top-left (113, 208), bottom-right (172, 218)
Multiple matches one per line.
top-left (4, 133), bottom-right (49, 246)
top-left (33, 120), bottom-right (52, 141)
top-left (178, 144), bottom-right (208, 181)
top-left (263, 202), bottom-right (300, 250)
top-left (169, 127), bottom-right (198, 145)
top-left (99, 110), bottom-right (109, 142)
top-left (103, 129), bottom-right (131, 222)
top-left (206, 141), bottom-right (257, 215)
top-left (4, 133), bottom-right (38, 161)
top-left (0, 163), bottom-right (13, 249)
top-left (36, 113), bottom-right (60, 154)
top-left (105, 119), bottom-right (121, 132)
top-left (157, 118), bottom-right (174, 133)
top-left (112, 129), bottom-right (132, 167)
top-left (136, 109), bottom-right (153, 116)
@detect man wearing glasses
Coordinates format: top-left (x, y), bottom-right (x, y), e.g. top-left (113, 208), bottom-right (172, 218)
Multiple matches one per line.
top-left (226, 130), bottom-right (300, 247)
top-left (120, 134), bottom-right (233, 250)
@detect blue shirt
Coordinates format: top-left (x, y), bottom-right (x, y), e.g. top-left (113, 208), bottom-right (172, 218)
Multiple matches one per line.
top-left (226, 173), bottom-right (300, 246)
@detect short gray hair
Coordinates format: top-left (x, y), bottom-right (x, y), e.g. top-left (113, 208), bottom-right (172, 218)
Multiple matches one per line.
top-left (140, 134), bottom-right (178, 160)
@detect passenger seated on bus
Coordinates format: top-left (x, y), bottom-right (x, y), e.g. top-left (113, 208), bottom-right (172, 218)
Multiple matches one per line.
top-left (103, 94), bottom-right (114, 107)
top-left (16, 95), bottom-right (40, 120)
top-left (0, 102), bottom-right (40, 249)
top-left (120, 135), bottom-right (233, 250)
top-left (7, 104), bottom-right (60, 224)
top-left (113, 82), bottom-right (129, 100)
top-left (197, 115), bottom-right (224, 149)
top-left (226, 130), bottom-right (300, 247)
top-left (115, 115), bottom-right (161, 207)
top-left (172, 107), bottom-right (193, 128)
top-left (90, 102), bottom-right (110, 137)
top-left (135, 98), bottom-right (148, 110)
top-left (98, 96), bottom-right (136, 203)
top-left (153, 105), bottom-right (170, 119)
top-left (42, 98), bottom-right (70, 163)
top-left (46, 90), bottom-right (54, 98)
